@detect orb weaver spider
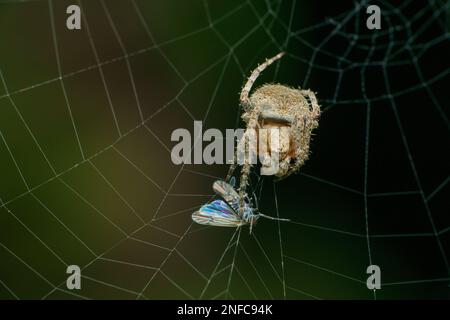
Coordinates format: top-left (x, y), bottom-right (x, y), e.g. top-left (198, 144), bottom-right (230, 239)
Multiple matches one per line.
top-left (227, 52), bottom-right (321, 216)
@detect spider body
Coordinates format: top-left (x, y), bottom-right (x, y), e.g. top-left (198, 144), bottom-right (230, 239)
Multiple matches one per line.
top-left (227, 52), bottom-right (320, 215)
top-left (245, 83), bottom-right (320, 177)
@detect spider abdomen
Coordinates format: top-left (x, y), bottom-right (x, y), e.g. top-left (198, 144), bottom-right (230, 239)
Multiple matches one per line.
top-left (243, 83), bottom-right (320, 178)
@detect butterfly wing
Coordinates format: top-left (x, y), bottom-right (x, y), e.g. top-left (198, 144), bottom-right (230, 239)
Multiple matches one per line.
top-left (213, 180), bottom-right (240, 212)
top-left (192, 200), bottom-right (243, 227)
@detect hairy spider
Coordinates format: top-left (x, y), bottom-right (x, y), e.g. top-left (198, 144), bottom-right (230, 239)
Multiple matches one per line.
top-left (227, 52), bottom-right (320, 215)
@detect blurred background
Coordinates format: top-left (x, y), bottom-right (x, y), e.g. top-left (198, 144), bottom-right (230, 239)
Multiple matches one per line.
top-left (0, 0), bottom-right (449, 299)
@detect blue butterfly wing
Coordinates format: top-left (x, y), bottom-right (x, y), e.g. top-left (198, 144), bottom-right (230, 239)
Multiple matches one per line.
top-left (192, 200), bottom-right (243, 227)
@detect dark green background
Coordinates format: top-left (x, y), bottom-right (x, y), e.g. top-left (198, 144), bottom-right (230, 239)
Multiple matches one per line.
top-left (0, 0), bottom-right (449, 299)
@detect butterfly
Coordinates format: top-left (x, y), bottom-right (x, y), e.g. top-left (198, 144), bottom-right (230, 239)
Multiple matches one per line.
top-left (192, 178), bottom-right (289, 232)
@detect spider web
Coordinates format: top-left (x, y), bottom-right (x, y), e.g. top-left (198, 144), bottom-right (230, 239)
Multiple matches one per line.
top-left (0, 0), bottom-right (449, 300)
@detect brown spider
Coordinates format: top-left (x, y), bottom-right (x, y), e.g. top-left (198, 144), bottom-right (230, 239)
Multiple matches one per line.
top-left (227, 52), bottom-right (320, 215)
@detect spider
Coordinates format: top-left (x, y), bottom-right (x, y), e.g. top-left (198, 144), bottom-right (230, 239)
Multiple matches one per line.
top-left (227, 52), bottom-right (320, 215)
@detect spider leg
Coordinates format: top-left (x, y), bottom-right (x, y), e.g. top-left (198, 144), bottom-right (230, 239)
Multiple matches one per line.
top-left (275, 156), bottom-right (291, 179)
top-left (237, 102), bottom-right (262, 214)
top-left (239, 162), bottom-right (251, 216)
top-left (300, 89), bottom-right (321, 120)
top-left (225, 152), bottom-right (237, 182)
top-left (240, 52), bottom-right (285, 109)
top-left (227, 126), bottom-right (248, 182)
